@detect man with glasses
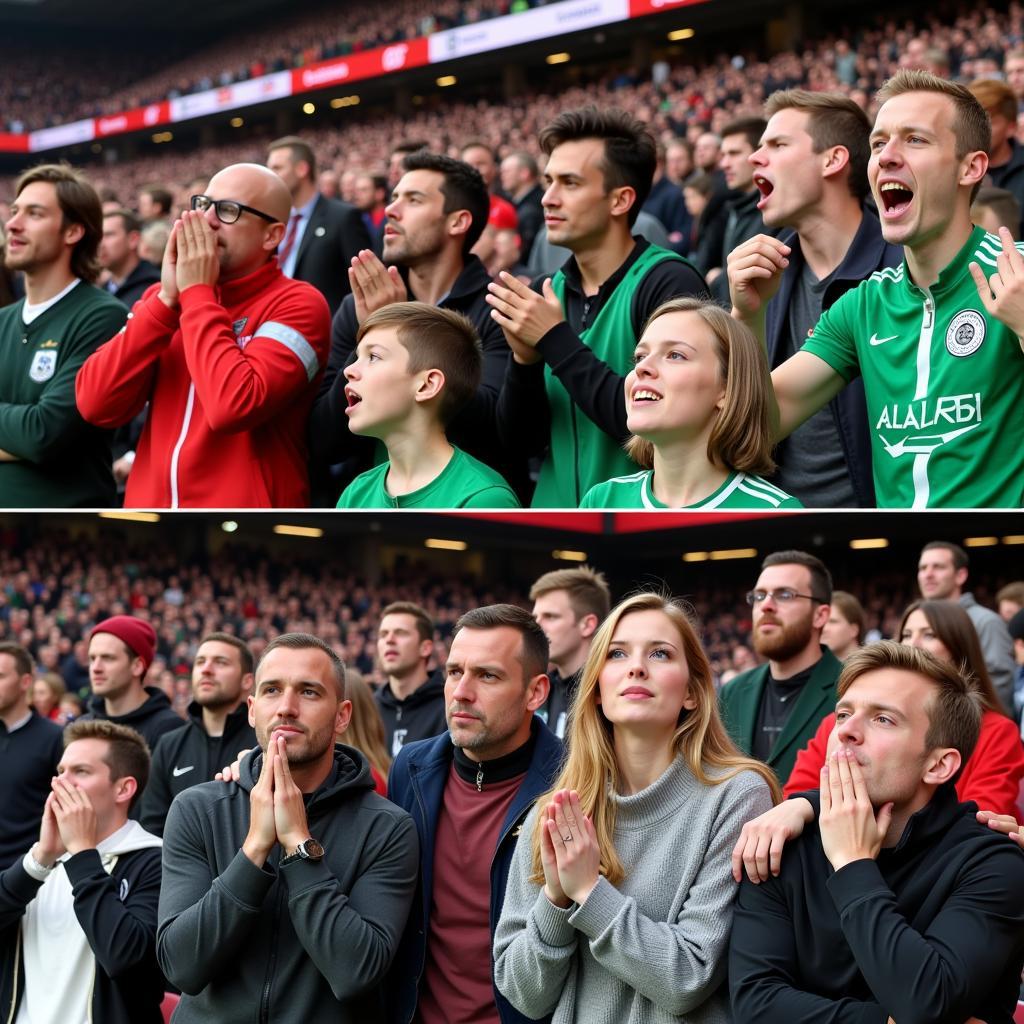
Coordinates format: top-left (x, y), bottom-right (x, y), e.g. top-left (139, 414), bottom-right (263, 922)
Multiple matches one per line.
top-left (77, 163), bottom-right (331, 508)
top-left (719, 549), bottom-right (839, 784)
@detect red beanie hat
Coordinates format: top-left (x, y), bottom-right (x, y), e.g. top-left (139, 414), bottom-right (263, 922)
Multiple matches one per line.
top-left (91, 616), bottom-right (157, 674)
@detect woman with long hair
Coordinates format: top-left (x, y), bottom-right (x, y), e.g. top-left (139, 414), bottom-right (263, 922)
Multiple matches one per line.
top-left (580, 298), bottom-right (801, 510)
top-left (782, 600), bottom-right (1024, 814)
top-left (338, 670), bottom-right (391, 796)
top-left (31, 672), bottom-right (65, 721)
top-left (494, 592), bottom-right (778, 1022)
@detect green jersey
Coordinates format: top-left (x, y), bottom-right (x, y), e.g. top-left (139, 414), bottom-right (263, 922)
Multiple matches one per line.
top-left (580, 469), bottom-right (802, 509)
top-left (803, 226), bottom-right (1024, 508)
top-left (0, 280), bottom-right (127, 507)
top-left (336, 445), bottom-right (520, 509)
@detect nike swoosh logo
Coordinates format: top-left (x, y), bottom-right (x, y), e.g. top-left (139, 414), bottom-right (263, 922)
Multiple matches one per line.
top-left (172, 766), bottom-right (195, 777)
top-left (869, 333), bottom-right (898, 346)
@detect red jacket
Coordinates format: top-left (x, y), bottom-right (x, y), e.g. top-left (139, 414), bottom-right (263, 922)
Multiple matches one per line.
top-left (783, 708), bottom-right (1024, 817)
top-left (76, 261), bottom-right (330, 507)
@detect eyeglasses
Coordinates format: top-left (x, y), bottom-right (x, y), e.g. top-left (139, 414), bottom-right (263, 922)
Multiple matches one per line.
top-left (746, 589), bottom-right (823, 606)
top-left (190, 194), bottom-right (279, 225)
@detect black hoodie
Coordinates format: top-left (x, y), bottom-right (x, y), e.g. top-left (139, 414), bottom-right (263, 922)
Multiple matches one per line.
top-left (157, 743), bottom-right (418, 1024)
top-left (374, 669), bottom-right (448, 758)
top-left (82, 685), bottom-right (184, 751)
top-left (729, 784), bottom-right (1024, 1023)
top-left (139, 700), bottom-right (258, 836)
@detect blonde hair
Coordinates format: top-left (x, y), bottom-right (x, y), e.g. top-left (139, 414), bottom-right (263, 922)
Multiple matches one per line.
top-left (529, 592), bottom-right (780, 885)
top-left (624, 298), bottom-right (775, 476)
top-left (340, 671), bottom-right (391, 778)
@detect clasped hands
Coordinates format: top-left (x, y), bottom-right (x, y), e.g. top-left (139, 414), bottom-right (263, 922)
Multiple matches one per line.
top-left (818, 748), bottom-right (892, 872)
top-left (32, 775), bottom-right (100, 867)
top-left (158, 209), bottom-right (221, 309)
top-left (241, 734), bottom-right (312, 868)
top-left (539, 789), bottom-right (600, 909)
top-left (486, 273), bottom-right (565, 365)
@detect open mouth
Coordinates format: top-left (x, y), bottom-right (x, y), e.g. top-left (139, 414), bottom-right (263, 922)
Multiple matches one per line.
top-left (754, 174), bottom-right (774, 209)
top-left (344, 387), bottom-right (362, 411)
top-left (631, 389), bottom-right (662, 404)
top-left (879, 181), bottom-right (914, 218)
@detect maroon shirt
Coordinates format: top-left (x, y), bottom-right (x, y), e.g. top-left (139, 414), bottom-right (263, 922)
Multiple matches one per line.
top-left (416, 764), bottom-right (524, 1024)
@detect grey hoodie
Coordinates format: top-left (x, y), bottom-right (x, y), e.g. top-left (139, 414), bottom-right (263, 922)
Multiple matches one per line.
top-left (157, 743), bottom-right (419, 1023)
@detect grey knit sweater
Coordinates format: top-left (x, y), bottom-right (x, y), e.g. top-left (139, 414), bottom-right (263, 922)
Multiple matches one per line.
top-left (493, 754), bottom-right (773, 1023)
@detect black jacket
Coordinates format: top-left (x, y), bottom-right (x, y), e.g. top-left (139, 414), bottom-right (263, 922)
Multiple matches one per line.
top-left (139, 701), bottom-right (258, 836)
top-left (765, 211), bottom-right (901, 508)
top-left (511, 184), bottom-right (544, 261)
top-left (729, 784), bottom-right (1024, 1023)
top-left (157, 744), bottom-right (419, 1023)
top-left (494, 237), bottom-right (708, 461)
top-left (109, 260), bottom-right (160, 309)
top-left (308, 255), bottom-right (518, 503)
top-left (82, 685), bottom-right (184, 752)
top-left (536, 666), bottom-right (580, 740)
top-left (0, 844), bottom-right (164, 1024)
top-left (0, 712), bottom-right (63, 871)
top-left (374, 670), bottom-right (449, 759)
top-left (987, 139), bottom-right (1024, 237)
top-left (291, 194), bottom-right (372, 316)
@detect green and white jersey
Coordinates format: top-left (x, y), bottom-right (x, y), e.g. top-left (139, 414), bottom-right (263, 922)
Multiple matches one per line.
top-left (803, 226), bottom-right (1024, 508)
top-left (336, 445), bottom-right (520, 509)
top-left (580, 469), bottom-right (802, 509)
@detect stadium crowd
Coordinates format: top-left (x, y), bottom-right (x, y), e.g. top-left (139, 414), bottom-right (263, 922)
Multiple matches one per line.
top-left (2, 537), bottom-right (1024, 1020)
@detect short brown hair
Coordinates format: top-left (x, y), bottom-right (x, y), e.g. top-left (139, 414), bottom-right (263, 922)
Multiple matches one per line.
top-left (996, 581), bottom-right (1024, 609)
top-left (539, 107), bottom-right (657, 226)
top-left (197, 632), bottom-right (254, 676)
top-left (762, 549), bottom-right (833, 603)
top-left (764, 90), bottom-right (871, 199)
top-left (720, 117), bottom-right (767, 152)
top-left (837, 640), bottom-right (983, 782)
top-left (830, 590), bottom-right (866, 642)
top-left (138, 185), bottom-right (173, 215)
top-left (104, 207), bottom-right (142, 235)
top-left (0, 642), bottom-right (33, 678)
top-left (268, 136), bottom-right (317, 179)
top-left (921, 540), bottom-right (969, 571)
top-left (529, 567), bottom-right (611, 622)
top-left (257, 632), bottom-right (345, 698)
top-left (63, 719), bottom-right (151, 796)
top-left (454, 604), bottom-right (550, 680)
top-left (625, 298), bottom-right (776, 476)
top-left (380, 601), bottom-right (434, 643)
top-left (972, 186), bottom-right (1021, 240)
top-left (877, 70), bottom-right (991, 163)
top-left (968, 78), bottom-right (1017, 124)
top-left (15, 163), bottom-right (103, 282)
top-left (357, 302), bottom-right (482, 426)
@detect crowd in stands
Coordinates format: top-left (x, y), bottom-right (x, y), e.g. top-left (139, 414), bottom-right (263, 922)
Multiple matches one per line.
top-left (1, 0), bottom-right (556, 133)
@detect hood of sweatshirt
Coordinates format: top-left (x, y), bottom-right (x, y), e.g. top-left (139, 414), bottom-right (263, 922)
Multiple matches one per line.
top-left (375, 669), bottom-right (446, 711)
top-left (87, 685), bottom-right (174, 724)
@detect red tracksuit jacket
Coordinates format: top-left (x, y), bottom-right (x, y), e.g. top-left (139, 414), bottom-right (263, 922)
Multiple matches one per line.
top-left (77, 260), bottom-right (330, 508)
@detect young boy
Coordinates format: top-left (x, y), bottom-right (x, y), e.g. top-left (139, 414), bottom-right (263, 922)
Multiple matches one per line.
top-left (337, 302), bottom-right (520, 508)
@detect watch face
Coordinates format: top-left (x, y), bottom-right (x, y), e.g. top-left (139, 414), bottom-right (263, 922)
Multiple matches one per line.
top-left (300, 839), bottom-right (325, 860)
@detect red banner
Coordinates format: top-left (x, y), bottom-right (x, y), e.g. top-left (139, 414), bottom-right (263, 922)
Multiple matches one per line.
top-left (94, 102), bottom-right (171, 138)
top-left (628, 0), bottom-right (707, 17)
top-left (291, 38), bottom-right (430, 95)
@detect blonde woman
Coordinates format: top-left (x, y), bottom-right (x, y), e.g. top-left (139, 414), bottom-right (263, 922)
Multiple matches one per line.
top-left (494, 592), bottom-right (778, 1023)
top-left (338, 670), bottom-right (391, 796)
top-left (580, 298), bottom-right (801, 509)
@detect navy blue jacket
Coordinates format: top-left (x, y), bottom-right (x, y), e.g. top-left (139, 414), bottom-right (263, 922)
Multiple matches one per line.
top-left (386, 720), bottom-right (563, 1024)
top-left (766, 209), bottom-right (901, 508)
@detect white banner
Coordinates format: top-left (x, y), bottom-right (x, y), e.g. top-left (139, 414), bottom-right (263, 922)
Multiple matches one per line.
top-left (428, 0), bottom-right (629, 63)
top-left (29, 118), bottom-right (94, 152)
top-left (169, 70), bottom-right (292, 123)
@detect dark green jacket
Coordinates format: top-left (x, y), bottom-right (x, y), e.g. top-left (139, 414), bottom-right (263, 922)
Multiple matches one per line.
top-left (718, 645), bottom-right (842, 786)
top-left (0, 281), bottom-right (126, 506)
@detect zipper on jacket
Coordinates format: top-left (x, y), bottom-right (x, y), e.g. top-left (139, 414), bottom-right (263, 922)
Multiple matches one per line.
top-left (259, 883), bottom-right (284, 1024)
top-left (476, 768), bottom-right (484, 792)
top-left (168, 383), bottom-right (196, 509)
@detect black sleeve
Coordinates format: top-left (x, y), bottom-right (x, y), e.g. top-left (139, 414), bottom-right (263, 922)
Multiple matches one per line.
top-left (533, 259), bottom-right (709, 443)
top-left (0, 859), bottom-right (43, 930)
top-left (138, 736), bottom-right (172, 838)
top-left (494, 358), bottom-right (551, 459)
top-left (65, 847), bottom-right (162, 978)
top-left (448, 312), bottom-right (510, 447)
top-left (728, 874), bottom-right (887, 1024)
top-left (307, 295), bottom-right (372, 471)
top-left (826, 852), bottom-right (1024, 1024)
top-left (336, 206), bottom-right (373, 294)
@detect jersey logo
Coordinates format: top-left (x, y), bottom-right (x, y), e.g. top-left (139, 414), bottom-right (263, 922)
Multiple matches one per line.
top-left (869, 333), bottom-right (898, 346)
top-left (28, 350), bottom-right (57, 382)
top-left (232, 317), bottom-right (249, 336)
top-left (172, 765), bottom-right (195, 777)
top-left (945, 310), bottom-right (985, 357)
top-left (39, 338), bottom-right (59, 349)
top-left (119, 879), bottom-right (130, 902)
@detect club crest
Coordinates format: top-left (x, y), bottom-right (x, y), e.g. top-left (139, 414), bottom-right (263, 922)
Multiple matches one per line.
top-left (945, 310), bottom-right (985, 358)
top-left (28, 350), bottom-right (57, 382)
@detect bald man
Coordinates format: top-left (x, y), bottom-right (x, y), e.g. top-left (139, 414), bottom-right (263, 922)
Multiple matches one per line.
top-left (77, 164), bottom-right (331, 507)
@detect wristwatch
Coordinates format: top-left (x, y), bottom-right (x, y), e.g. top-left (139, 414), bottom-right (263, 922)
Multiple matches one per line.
top-left (280, 838), bottom-right (325, 864)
